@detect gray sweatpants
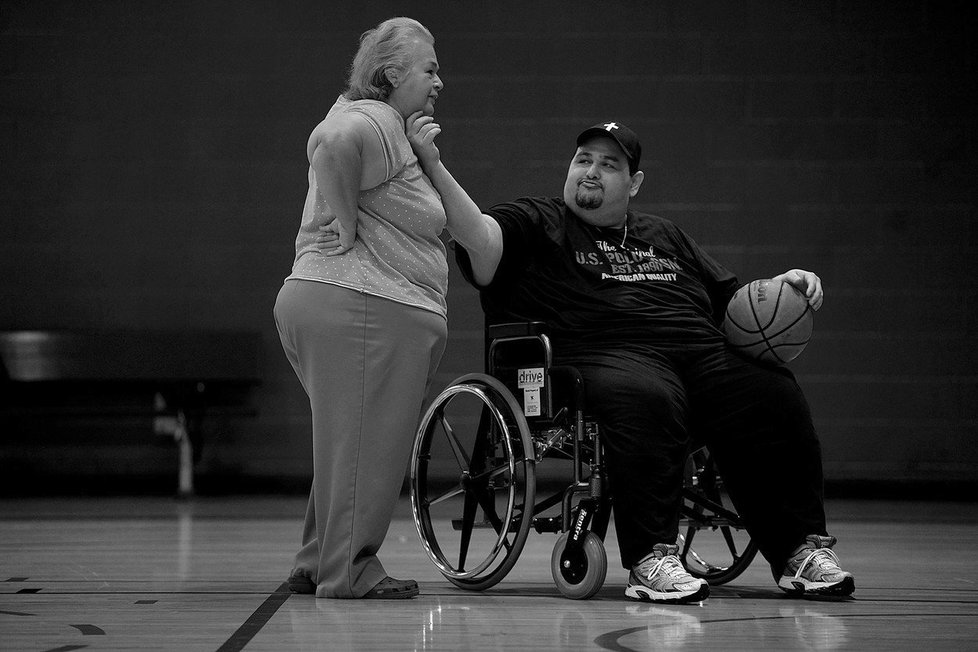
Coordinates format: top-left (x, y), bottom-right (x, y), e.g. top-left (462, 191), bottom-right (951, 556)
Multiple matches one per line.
top-left (273, 279), bottom-right (447, 597)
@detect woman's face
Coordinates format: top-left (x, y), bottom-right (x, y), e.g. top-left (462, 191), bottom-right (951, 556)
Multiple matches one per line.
top-left (387, 39), bottom-right (443, 117)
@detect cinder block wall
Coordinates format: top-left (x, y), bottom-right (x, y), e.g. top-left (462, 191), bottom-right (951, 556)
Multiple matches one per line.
top-left (1, 1), bottom-right (974, 494)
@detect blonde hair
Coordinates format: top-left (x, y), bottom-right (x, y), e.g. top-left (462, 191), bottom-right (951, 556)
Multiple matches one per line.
top-left (344, 17), bottom-right (434, 101)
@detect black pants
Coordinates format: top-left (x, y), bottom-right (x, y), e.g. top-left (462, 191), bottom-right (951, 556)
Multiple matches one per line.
top-left (558, 344), bottom-right (827, 577)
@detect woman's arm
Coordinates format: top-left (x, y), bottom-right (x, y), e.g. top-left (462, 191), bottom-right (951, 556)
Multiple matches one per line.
top-left (308, 113), bottom-right (387, 256)
top-left (407, 112), bottom-right (503, 286)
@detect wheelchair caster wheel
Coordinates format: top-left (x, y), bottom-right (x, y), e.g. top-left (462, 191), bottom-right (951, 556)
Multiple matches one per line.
top-left (551, 531), bottom-right (607, 599)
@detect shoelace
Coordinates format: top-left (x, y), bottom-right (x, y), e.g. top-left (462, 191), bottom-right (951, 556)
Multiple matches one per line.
top-left (639, 555), bottom-right (688, 581)
top-left (792, 547), bottom-right (842, 578)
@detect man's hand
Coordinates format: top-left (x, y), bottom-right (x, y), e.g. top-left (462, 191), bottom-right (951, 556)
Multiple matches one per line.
top-left (317, 218), bottom-right (355, 256)
top-left (406, 110), bottom-right (441, 171)
top-left (773, 269), bottom-right (823, 311)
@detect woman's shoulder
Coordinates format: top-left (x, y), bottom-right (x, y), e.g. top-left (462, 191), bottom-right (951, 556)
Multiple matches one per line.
top-left (306, 98), bottom-right (389, 149)
top-left (338, 97), bottom-right (402, 131)
top-left (306, 109), bottom-right (373, 160)
top-left (311, 97), bottom-right (397, 133)
top-left (306, 96), bottom-right (409, 182)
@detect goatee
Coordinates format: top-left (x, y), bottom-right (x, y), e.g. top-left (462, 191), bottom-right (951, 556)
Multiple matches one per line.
top-left (575, 189), bottom-right (603, 209)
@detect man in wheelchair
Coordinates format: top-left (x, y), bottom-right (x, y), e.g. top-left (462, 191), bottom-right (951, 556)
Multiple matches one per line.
top-left (408, 115), bottom-right (855, 603)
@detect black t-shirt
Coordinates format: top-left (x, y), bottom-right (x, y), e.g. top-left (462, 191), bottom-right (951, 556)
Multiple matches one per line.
top-left (455, 197), bottom-right (740, 352)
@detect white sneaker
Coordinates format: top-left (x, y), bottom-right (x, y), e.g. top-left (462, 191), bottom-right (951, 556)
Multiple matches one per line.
top-left (625, 543), bottom-right (709, 603)
top-left (778, 535), bottom-right (855, 598)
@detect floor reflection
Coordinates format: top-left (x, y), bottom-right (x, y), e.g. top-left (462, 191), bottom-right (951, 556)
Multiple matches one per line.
top-left (280, 592), bottom-right (856, 652)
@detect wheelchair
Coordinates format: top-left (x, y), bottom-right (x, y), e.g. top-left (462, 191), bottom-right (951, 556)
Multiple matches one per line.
top-left (410, 321), bottom-right (757, 599)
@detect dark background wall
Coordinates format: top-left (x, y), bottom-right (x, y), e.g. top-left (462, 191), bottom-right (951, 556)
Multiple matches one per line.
top-left (1, 1), bottom-right (975, 496)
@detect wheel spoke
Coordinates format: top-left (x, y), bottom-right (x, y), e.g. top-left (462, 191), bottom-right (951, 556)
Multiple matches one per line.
top-left (719, 525), bottom-right (740, 557)
top-left (475, 488), bottom-right (505, 533)
top-left (465, 459), bottom-right (518, 485)
top-left (475, 489), bottom-right (519, 554)
top-left (457, 486), bottom-right (481, 571)
top-left (468, 407), bottom-right (494, 474)
top-left (437, 411), bottom-right (471, 471)
top-left (680, 526), bottom-right (695, 559)
top-left (424, 482), bottom-right (465, 508)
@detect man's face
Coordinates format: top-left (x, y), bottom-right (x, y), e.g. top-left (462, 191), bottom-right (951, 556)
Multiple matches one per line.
top-left (562, 136), bottom-right (643, 226)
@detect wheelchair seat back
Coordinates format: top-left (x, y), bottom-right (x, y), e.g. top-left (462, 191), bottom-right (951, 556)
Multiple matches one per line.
top-left (487, 321), bottom-right (557, 423)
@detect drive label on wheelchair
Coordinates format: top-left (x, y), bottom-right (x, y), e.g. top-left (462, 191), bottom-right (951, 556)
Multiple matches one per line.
top-left (517, 367), bottom-right (545, 417)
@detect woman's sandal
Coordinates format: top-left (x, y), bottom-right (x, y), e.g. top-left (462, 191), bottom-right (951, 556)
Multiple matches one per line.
top-left (362, 576), bottom-right (420, 599)
top-left (286, 572), bottom-right (419, 598)
top-left (287, 571), bottom-right (316, 594)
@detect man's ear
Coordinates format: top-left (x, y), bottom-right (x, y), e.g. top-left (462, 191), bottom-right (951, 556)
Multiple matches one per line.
top-left (384, 67), bottom-right (399, 88)
top-left (629, 170), bottom-right (645, 197)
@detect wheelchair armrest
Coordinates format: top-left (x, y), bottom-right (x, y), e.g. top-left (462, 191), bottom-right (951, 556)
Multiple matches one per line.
top-left (487, 321), bottom-right (550, 340)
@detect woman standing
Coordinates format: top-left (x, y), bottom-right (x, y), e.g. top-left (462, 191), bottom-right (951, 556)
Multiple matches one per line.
top-left (273, 17), bottom-right (448, 599)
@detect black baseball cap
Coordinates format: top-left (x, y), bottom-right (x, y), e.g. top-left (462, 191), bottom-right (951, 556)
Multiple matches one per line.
top-left (576, 121), bottom-right (642, 174)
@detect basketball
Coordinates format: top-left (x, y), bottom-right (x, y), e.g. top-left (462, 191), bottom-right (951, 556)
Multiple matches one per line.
top-left (723, 279), bottom-right (814, 364)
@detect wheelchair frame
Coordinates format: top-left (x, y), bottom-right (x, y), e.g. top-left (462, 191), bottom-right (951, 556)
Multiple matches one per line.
top-left (410, 321), bottom-right (757, 599)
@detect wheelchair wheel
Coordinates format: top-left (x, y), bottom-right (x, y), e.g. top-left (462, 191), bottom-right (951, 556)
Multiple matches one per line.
top-left (679, 447), bottom-right (758, 585)
top-left (411, 373), bottom-right (536, 591)
top-left (551, 531), bottom-right (607, 600)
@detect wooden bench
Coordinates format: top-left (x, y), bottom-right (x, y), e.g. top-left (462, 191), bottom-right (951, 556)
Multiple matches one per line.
top-left (0, 330), bottom-right (263, 497)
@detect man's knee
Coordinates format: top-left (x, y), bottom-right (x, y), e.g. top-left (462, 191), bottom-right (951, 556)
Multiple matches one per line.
top-left (565, 359), bottom-right (689, 460)
top-left (764, 375), bottom-right (815, 432)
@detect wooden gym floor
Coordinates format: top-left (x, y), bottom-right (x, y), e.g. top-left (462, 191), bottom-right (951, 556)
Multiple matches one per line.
top-left (1, 494), bottom-right (975, 651)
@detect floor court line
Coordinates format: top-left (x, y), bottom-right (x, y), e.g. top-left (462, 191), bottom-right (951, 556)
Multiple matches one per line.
top-left (215, 582), bottom-right (292, 652)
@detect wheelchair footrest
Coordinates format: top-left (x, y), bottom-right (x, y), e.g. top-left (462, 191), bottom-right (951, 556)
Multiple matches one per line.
top-left (532, 516), bottom-right (562, 533)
